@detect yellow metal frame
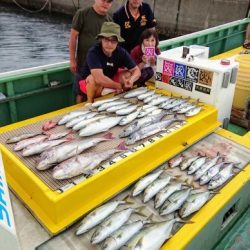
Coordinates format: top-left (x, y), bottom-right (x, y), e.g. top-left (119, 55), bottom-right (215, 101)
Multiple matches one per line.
top-left (161, 129), bottom-right (250, 250)
top-left (0, 102), bottom-right (219, 234)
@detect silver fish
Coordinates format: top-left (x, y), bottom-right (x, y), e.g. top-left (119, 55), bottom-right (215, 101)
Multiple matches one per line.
top-left (65, 112), bottom-right (98, 128)
top-left (143, 176), bottom-right (172, 203)
top-left (180, 155), bottom-right (201, 170)
top-left (53, 143), bottom-right (126, 179)
top-left (76, 199), bottom-right (126, 235)
top-left (137, 90), bottom-right (155, 100)
top-left (137, 106), bottom-right (159, 118)
top-left (186, 106), bottom-right (202, 117)
top-left (168, 154), bottom-right (185, 168)
top-left (106, 103), bottom-right (130, 113)
top-left (47, 130), bottom-right (72, 141)
top-left (102, 220), bottom-right (145, 250)
top-left (199, 162), bottom-right (226, 185)
top-left (148, 108), bottom-right (163, 116)
top-left (58, 110), bottom-right (90, 125)
top-left (193, 154), bottom-right (221, 181)
top-left (91, 208), bottom-right (134, 244)
top-left (14, 134), bottom-right (48, 151)
top-left (177, 104), bottom-right (196, 114)
top-left (119, 112), bottom-right (167, 138)
top-left (159, 188), bottom-right (191, 216)
top-left (150, 96), bottom-right (171, 106)
top-left (123, 87), bottom-right (148, 98)
top-left (179, 191), bottom-right (211, 218)
top-left (119, 108), bottom-right (141, 126)
top-left (6, 133), bottom-right (41, 144)
top-left (22, 138), bottom-right (69, 156)
top-left (36, 133), bottom-right (113, 170)
top-left (98, 100), bottom-right (128, 112)
top-left (79, 117), bottom-right (122, 137)
top-left (132, 170), bottom-right (164, 196)
top-left (187, 156), bottom-right (207, 175)
top-left (91, 97), bottom-right (119, 108)
top-left (154, 182), bottom-right (184, 209)
top-left (143, 94), bottom-right (162, 103)
top-left (171, 102), bottom-right (190, 112)
top-left (72, 114), bottom-right (106, 131)
top-left (161, 99), bottom-right (185, 110)
top-left (208, 163), bottom-right (235, 190)
top-left (116, 105), bottom-right (138, 116)
top-left (133, 219), bottom-right (179, 250)
top-left (126, 118), bottom-right (184, 145)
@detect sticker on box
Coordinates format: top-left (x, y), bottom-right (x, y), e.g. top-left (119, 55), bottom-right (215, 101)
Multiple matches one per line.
top-left (169, 77), bottom-right (184, 88)
top-left (199, 69), bottom-right (213, 86)
top-left (195, 84), bottom-right (211, 94)
top-left (155, 72), bottom-right (162, 81)
top-left (186, 66), bottom-right (199, 82)
top-left (183, 80), bottom-right (194, 91)
top-left (162, 60), bottom-right (175, 76)
top-left (174, 63), bottom-right (186, 79)
top-left (162, 74), bottom-right (171, 83)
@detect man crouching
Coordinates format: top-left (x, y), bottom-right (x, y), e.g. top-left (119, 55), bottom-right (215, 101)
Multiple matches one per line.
top-left (78, 22), bottom-right (141, 103)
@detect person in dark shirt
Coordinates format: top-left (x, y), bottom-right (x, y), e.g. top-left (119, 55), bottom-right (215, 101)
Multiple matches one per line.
top-left (113, 0), bottom-right (156, 53)
top-left (69, 0), bottom-right (113, 103)
top-left (79, 22), bottom-right (141, 103)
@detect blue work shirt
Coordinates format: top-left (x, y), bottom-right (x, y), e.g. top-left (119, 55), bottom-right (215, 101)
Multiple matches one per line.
top-left (80, 42), bottom-right (136, 79)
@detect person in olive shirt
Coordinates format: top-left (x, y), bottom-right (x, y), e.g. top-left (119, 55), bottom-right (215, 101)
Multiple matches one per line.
top-left (69, 0), bottom-right (113, 103)
top-left (113, 0), bottom-right (156, 53)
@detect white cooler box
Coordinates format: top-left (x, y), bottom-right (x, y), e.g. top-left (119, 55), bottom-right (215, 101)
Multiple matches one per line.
top-left (155, 46), bottom-right (239, 124)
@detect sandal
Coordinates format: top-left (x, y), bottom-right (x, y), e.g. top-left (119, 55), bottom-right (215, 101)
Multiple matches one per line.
top-left (243, 41), bottom-right (250, 49)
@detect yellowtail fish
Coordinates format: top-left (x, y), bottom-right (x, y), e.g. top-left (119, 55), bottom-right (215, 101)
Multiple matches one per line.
top-left (76, 198), bottom-right (129, 235)
top-left (91, 208), bottom-right (135, 244)
top-left (132, 170), bottom-right (164, 196)
top-left (179, 191), bottom-right (211, 218)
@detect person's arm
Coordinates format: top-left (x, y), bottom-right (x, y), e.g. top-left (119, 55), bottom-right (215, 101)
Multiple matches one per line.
top-left (90, 69), bottom-right (123, 91)
top-left (69, 28), bottom-right (79, 73)
top-left (124, 66), bottom-right (141, 89)
top-left (245, 24), bottom-right (250, 42)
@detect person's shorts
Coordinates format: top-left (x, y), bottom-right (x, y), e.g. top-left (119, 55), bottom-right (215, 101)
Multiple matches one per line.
top-left (79, 68), bottom-right (124, 96)
top-left (79, 79), bottom-right (116, 96)
top-left (72, 66), bottom-right (86, 97)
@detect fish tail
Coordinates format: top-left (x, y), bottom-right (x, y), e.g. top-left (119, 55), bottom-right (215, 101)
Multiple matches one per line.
top-left (116, 141), bottom-right (128, 151)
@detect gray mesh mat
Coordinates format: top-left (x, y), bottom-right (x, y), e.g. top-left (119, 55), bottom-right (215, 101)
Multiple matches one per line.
top-left (0, 98), bottom-right (184, 191)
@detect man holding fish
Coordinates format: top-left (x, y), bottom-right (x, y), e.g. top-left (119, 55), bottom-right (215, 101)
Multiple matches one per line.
top-left (78, 22), bottom-right (141, 104)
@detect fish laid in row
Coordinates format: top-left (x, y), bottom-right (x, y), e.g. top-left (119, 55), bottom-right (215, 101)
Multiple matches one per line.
top-left (36, 133), bottom-right (113, 170)
top-left (53, 142), bottom-right (127, 180)
top-left (126, 118), bottom-right (184, 145)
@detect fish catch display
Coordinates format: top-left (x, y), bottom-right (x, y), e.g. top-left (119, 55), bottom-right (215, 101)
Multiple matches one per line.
top-left (72, 132), bottom-right (247, 250)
